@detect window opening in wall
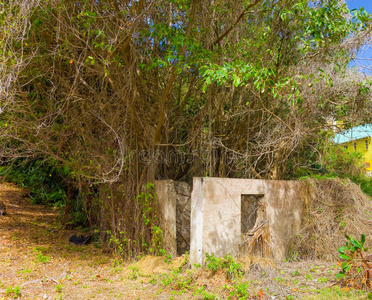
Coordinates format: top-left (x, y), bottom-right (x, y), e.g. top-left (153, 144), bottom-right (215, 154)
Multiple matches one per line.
top-left (354, 142), bottom-right (357, 151)
top-left (241, 194), bottom-right (264, 234)
top-left (366, 140), bottom-right (369, 150)
top-left (344, 145), bottom-right (348, 149)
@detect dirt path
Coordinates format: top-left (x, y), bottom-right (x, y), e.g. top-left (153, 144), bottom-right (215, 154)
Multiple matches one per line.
top-left (0, 181), bottom-right (152, 299)
top-left (0, 181), bottom-right (367, 300)
top-left (0, 181), bottom-right (218, 300)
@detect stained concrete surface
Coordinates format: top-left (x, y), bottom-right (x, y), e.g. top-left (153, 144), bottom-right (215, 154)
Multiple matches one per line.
top-left (189, 178), bottom-right (305, 265)
top-left (156, 178), bottom-right (306, 265)
top-left (155, 180), bottom-right (191, 257)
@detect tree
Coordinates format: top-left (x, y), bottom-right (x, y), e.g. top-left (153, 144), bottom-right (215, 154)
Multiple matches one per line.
top-left (0, 0), bottom-right (371, 255)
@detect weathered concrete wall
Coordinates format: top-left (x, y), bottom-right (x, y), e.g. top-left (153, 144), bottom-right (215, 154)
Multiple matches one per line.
top-left (156, 178), bottom-right (306, 265)
top-left (189, 178), bottom-right (304, 265)
top-left (155, 180), bottom-right (191, 257)
top-left (155, 180), bottom-right (177, 257)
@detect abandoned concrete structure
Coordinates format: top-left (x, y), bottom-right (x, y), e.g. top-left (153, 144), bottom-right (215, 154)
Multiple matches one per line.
top-left (155, 177), bottom-right (306, 265)
top-left (155, 180), bottom-right (191, 257)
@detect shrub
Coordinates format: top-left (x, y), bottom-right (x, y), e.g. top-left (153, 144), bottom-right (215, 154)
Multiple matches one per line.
top-left (336, 234), bottom-right (371, 291)
top-left (0, 158), bottom-right (68, 206)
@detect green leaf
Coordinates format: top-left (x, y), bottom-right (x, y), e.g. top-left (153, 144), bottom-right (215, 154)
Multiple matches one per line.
top-left (233, 77), bottom-right (241, 87)
top-left (350, 239), bottom-right (361, 249)
top-left (361, 234), bottom-right (366, 245)
top-left (337, 246), bottom-right (348, 253)
top-left (339, 254), bottom-right (351, 260)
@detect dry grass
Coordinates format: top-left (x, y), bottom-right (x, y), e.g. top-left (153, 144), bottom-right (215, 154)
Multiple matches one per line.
top-left (290, 178), bottom-right (372, 260)
top-left (240, 221), bottom-right (285, 260)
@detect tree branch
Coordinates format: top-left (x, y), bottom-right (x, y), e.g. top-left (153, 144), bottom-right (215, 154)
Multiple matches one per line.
top-left (213, 0), bottom-right (262, 47)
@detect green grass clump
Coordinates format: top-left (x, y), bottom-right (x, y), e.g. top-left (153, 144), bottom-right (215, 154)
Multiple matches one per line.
top-left (5, 285), bottom-right (21, 299)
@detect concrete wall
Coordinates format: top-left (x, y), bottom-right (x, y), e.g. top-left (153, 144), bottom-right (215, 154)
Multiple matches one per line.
top-left (156, 178), bottom-right (306, 265)
top-left (155, 180), bottom-right (191, 257)
top-left (155, 180), bottom-right (177, 257)
top-left (189, 178), bottom-right (304, 265)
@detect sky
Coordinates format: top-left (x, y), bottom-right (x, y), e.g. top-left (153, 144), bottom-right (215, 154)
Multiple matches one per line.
top-left (346, 0), bottom-right (372, 13)
top-left (346, 0), bottom-right (372, 74)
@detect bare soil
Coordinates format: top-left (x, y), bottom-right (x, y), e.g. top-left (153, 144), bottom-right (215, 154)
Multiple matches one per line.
top-left (0, 181), bottom-right (367, 299)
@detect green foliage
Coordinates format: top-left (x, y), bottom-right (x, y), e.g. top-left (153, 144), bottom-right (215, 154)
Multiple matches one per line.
top-left (160, 267), bottom-right (195, 293)
top-left (34, 251), bottom-right (50, 264)
top-left (296, 139), bottom-right (372, 198)
top-left (322, 145), bottom-right (364, 179)
top-left (192, 285), bottom-right (217, 299)
top-left (204, 253), bottom-right (254, 299)
top-left (295, 140), bottom-right (365, 180)
top-left (303, 287), bottom-right (371, 300)
top-left (163, 253), bottom-right (172, 264)
top-left (151, 226), bottom-right (166, 256)
top-left (108, 232), bottom-right (125, 256)
top-left (351, 175), bottom-right (372, 198)
top-left (5, 285), bottom-right (21, 299)
top-left (205, 253), bottom-right (244, 280)
top-left (0, 158), bottom-right (90, 228)
top-left (68, 208), bottom-right (89, 228)
top-left (227, 281), bottom-right (250, 300)
top-left (336, 234), bottom-right (367, 279)
top-left (137, 183), bottom-right (165, 256)
top-left (128, 266), bottom-right (140, 280)
top-left (0, 158), bottom-right (68, 206)
top-left (205, 252), bottom-right (225, 272)
top-left (137, 183), bottom-right (156, 226)
top-left (201, 1), bottom-right (371, 100)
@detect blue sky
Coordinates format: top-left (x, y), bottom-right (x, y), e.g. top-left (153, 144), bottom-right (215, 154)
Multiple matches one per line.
top-left (346, 0), bottom-right (372, 12)
top-left (346, 0), bottom-right (372, 73)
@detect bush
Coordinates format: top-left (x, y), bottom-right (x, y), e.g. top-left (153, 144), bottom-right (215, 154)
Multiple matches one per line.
top-left (336, 234), bottom-right (371, 291)
top-left (0, 158), bottom-right (68, 206)
top-left (351, 175), bottom-right (372, 197)
top-left (293, 140), bottom-right (365, 180)
top-left (295, 141), bottom-right (372, 198)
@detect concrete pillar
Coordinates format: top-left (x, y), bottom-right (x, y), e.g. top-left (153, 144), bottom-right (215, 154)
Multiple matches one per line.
top-left (155, 180), bottom-right (177, 257)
